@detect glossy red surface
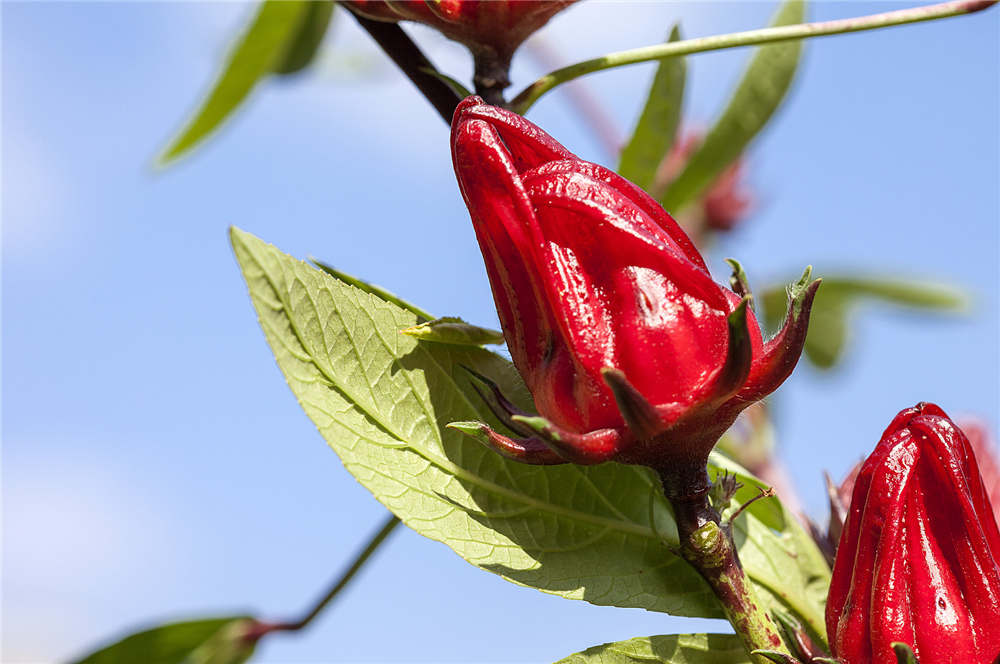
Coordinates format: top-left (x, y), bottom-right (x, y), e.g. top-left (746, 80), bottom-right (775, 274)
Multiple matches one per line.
top-left (449, 96), bottom-right (816, 469)
top-left (343, 1), bottom-right (576, 60)
top-left (827, 403), bottom-right (1000, 664)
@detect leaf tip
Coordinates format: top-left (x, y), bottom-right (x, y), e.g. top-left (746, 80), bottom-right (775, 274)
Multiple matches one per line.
top-left (446, 421), bottom-right (488, 437)
top-left (229, 225), bottom-right (252, 251)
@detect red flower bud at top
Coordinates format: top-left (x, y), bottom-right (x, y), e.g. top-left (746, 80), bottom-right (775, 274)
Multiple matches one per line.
top-left (343, 1), bottom-right (575, 64)
top-left (826, 403), bottom-right (1000, 664)
top-left (449, 96), bottom-right (818, 480)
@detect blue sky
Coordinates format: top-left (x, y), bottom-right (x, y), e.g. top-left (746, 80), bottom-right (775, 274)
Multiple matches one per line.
top-left (3, 2), bottom-right (997, 662)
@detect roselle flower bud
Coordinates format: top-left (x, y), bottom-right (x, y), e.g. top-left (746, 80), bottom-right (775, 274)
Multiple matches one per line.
top-left (449, 96), bottom-right (818, 482)
top-left (343, 1), bottom-right (575, 67)
top-left (826, 403), bottom-right (1000, 664)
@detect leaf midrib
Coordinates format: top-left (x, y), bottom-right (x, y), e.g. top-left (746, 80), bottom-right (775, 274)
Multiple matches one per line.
top-left (239, 233), bottom-right (823, 627)
top-left (242, 239), bottom-right (662, 541)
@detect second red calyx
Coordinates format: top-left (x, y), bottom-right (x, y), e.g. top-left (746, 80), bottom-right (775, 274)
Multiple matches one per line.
top-left (827, 403), bottom-right (1000, 664)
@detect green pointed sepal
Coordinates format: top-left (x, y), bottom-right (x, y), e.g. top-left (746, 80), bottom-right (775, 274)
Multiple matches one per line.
top-left (891, 643), bottom-right (919, 664)
top-left (751, 651), bottom-right (802, 664)
top-left (455, 367), bottom-right (625, 465)
top-left (786, 265), bottom-right (822, 323)
top-left (601, 367), bottom-right (664, 440)
top-left (726, 257), bottom-right (755, 305)
top-left (712, 296), bottom-right (755, 401)
top-left (446, 421), bottom-right (565, 465)
top-left (772, 610), bottom-right (833, 664)
top-left (737, 267), bottom-right (820, 402)
top-left (509, 413), bottom-right (625, 465)
top-left (400, 317), bottom-right (504, 346)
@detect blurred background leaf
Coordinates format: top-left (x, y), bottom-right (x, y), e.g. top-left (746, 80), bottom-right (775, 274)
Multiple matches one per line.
top-left (762, 276), bottom-right (968, 369)
top-left (272, 1), bottom-right (335, 76)
top-left (71, 617), bottom-right (256, 664)
top-left (659, 0), bottom-right (804, 214)
top-left (159, 1), bottom-right (334, 164)
top-left (555, 633), bottom-right (752, 664)
top-left (618, 25), bottom-right (686, 193)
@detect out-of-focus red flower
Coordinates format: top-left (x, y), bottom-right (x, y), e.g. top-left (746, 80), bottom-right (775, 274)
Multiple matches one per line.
top-left (660, 133), bottom-right (752, 233)
top-left (449, 96), bottom-right (818, 481)
top-left (702, 159), bottom-right (751, 232)
top-left (827, 403), bottom-right (1000, 664)
top-left (343, 1), bottom-right (575, 64)
top-left (962, 419), bottom-right (1000, 522)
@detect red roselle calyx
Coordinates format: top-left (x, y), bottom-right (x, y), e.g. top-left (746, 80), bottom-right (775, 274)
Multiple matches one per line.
top-left (449, 96), bottom-right (819, 492)
top-left (827, 403), bottom-right (1000, 664)
top-left (343, 1), bottom-right (575, 97)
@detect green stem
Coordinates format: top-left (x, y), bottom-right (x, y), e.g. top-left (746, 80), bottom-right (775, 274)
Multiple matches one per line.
top-left (346, 9), bottom-right (463, 124)
top-left (510, 0), bottom-right (997, 114)
top-left (247, 514), bottom-right (401, 641)
top-left (657, 463), bottom-right (791, 664)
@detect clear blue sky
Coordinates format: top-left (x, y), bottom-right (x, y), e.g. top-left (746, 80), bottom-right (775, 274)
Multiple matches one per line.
top-left (3, 2), bottom-right (997, 662)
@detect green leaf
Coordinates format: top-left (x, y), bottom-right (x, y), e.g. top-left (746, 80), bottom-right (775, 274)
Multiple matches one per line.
top-left (272, 1), bottom-right (335, 76)
top-left (618, 25), bottom-right (686, 194)
top-left (311, 258), bottom-right (435, 321)
top-left (71, 617), bottom-right (256, 664)
top-left (400, 317), bottom-right (505, 346)
top-left (761, 275), bottom-right (968, 369)
top-left (159, 1), bottom-right (312, 164)
top-left (419, 67), bottom-right (474, 99)
top-left (891, 642), bottom-right (919, 664)
top-left (555, 634), bottom-right (752, 664)
top-left (709, 452), bottom-right (830, 643)
top-left (659, 0), bottom-right (805, 213)
top-left (750, 651), bottom-right (798, 664)
top-left (231, 228), bottom-right (828, 629)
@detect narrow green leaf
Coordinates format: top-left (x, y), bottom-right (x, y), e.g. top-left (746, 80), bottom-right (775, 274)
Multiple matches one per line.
top-left (816, 278), bottom-right (968, 310)
top-left (761, 275), bottom-right (968, 369)
top-left (660, 0), bottom-right (805, 213)
top-left (159, 1), bottom-right (311, 164)
top-left (71, 617), bottom-right (256, 664)
top-left (618, 25), bottom-right (686, 193)
top-left (400, 317), bottom-right (504, 346)
top-left (231, 228), bottom-right (828, 628)
top-left (272, 0), bottom-right (335, 76)
top-left (419, 67), bottom-right (474, 99)
top-left (555, 633), bottom-right (752, 664)
top-left (726, 258), bottom-right (754, 303)
top-left (310, 258), bottom-right (435, 321)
